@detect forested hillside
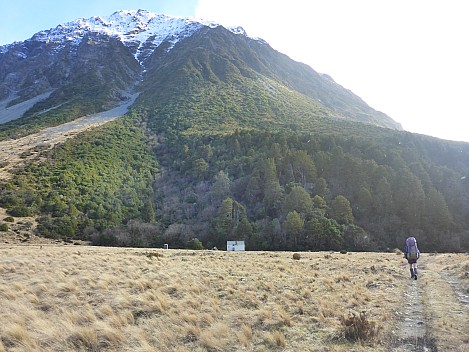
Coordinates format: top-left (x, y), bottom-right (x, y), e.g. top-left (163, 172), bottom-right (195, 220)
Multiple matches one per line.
top-left (0, 118), bottom-right (156, 239)
top-left (2, 109), bottom-right (468, 251)
top-left (142, 113), bottom-right (469, 252)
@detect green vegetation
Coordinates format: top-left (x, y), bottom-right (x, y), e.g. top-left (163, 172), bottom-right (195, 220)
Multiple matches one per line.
top-left (187, 238), bottom-right (204, 250)
top-left (0, 117), bottom-right (157, 239)
top-left (145, 127), bottom-right (469, 251)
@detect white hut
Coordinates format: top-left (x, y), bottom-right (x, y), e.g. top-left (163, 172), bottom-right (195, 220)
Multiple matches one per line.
top-left (227, 241), bottom-right (245, 251)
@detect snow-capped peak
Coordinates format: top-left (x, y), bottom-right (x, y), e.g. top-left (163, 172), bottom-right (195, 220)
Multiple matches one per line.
top-left (26, 9), bottom-right (245, 64)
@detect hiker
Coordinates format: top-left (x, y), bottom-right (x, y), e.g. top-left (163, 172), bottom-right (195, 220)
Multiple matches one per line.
top-left (404, 236), bottom-right (420, 280)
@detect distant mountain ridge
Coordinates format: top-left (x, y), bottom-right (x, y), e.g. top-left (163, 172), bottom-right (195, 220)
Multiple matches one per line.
top-left (1, 9), bottom-right (249, 66)
top-left (0, 9), bottom-right (402, 135)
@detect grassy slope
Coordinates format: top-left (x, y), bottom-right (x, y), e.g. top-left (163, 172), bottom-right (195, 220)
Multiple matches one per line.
top-left (136, 26), bottom-right (377, 137)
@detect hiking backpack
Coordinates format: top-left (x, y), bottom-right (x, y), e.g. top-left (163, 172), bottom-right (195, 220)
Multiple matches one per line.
top-left (406, 237), bottom-right (418, 260)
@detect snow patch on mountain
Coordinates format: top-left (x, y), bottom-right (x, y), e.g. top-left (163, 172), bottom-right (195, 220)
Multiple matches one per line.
top-left (12, 9), bottom-right (248, 64)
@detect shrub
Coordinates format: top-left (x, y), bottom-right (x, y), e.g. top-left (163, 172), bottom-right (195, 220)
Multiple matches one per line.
top-left (145, 252), bottom-right (163, 259)
top-left (0, 223), bottom-right (8, 232)
top-left (187, 238), bottom-right (204, 250)
top-left (3, 217), bottom-right (14, 223)
top-left (264, 330), bottom-right (286, 348)
top-left (340, 311), bottom-right (380, 342)
top-left (90, 231), bottom-right (119, 246)
top-left (8, 206), bottom-right (32, 217)
top-left (292, 253), bottom-right (301, 260)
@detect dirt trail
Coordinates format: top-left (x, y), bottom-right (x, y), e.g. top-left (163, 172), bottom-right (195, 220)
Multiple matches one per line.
top-left (391, 260), bottom-right (435, 351)
top-left (391, 254), bottom-right (469, 351)
top-left (0, 92), bottom-right (138, 182)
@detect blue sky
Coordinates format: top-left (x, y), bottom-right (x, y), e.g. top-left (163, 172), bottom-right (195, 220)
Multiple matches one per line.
top-left (1, 0), bottom-right (468, 143)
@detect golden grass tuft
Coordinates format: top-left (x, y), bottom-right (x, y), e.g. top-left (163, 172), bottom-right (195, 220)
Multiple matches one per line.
top-left (339, 311), bottom-right (381, 342)
top-left (264, 330), bottom-right (286, 348)
top-left (181, 311), bottom-right (199, 326)
top-left (2, 323), bottom-right (37, 349)
top-left (63, 306), bottom-right (97, 326)
top-left (67, 326), bottom-right (99, 350)
top-left (95, 322), bottom-right (126, 348)
top-left (277, 305), bottom-right (292, 327)
top-left (199, 322), bottom-right (230, 351)
top-left (181, 323), bottom-right (201, 343)
top-left (155, 292), bottom-right (169, 312)
top-left (109, 309), bottom-right (135, 328)
top-left (198, 312), bottom-right (215, 328)
top-left (0, 287), bottom-right (17, 300)
top-left (256, 307), bottom-right (273, 327)
top-left (96, 304), bottom-right (115, 320)
top-left (237, 324), bottom-right (253, 347)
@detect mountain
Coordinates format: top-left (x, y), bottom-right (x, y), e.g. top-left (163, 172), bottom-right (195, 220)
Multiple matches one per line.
top-left (0, 9), bottom-right (401, 137)
top-left (1, 10), bottom-right (468, 252)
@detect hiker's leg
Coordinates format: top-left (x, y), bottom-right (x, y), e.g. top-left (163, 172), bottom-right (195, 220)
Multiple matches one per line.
top-left (409, 264), bottom-right (415, 278)
top-left (412, 262), bottom-right (418, 279)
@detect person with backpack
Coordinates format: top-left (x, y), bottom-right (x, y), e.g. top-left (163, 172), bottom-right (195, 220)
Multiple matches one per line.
top-left (404, 236), bottom-right (420, 280)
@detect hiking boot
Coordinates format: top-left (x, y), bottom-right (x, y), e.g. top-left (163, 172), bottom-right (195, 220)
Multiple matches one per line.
top-left (410, 268), bottom-right (415, 279)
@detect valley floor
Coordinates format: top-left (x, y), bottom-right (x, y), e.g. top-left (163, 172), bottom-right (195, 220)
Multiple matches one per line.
top-left (0, 244), bottom-right (467, 351)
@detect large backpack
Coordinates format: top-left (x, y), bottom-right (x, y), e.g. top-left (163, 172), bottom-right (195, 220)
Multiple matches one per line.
top-left (406, 237), bottom-right (418, 260)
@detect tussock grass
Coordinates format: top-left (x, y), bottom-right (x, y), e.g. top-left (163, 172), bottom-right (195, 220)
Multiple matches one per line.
top-left (340, 311), bottom-right (381, 342)
top-left (264, 330), bottom-right (286, 348)
top-left (276, 305), bottom-right (292, 327)
top-left (237, 323), bottom-right (253, 347)
top-left (199, 322), bottom-right (230, 350)
top-left (66, 326), bottom-right (99, 350)
top-left (3, 323), bottom-right (30, 347)
top-left (3, 245), bottom-right (461, 351)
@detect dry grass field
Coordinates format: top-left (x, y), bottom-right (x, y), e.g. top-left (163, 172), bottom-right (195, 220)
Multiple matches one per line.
top-left (0, 243), bottom-right (468, 352)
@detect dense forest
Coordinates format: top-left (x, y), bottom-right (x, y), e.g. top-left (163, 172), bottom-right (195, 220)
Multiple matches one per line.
top-left (2, 107), bottom-right (469, 252)
top-left (144, 111), bottom-right (469, 252)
